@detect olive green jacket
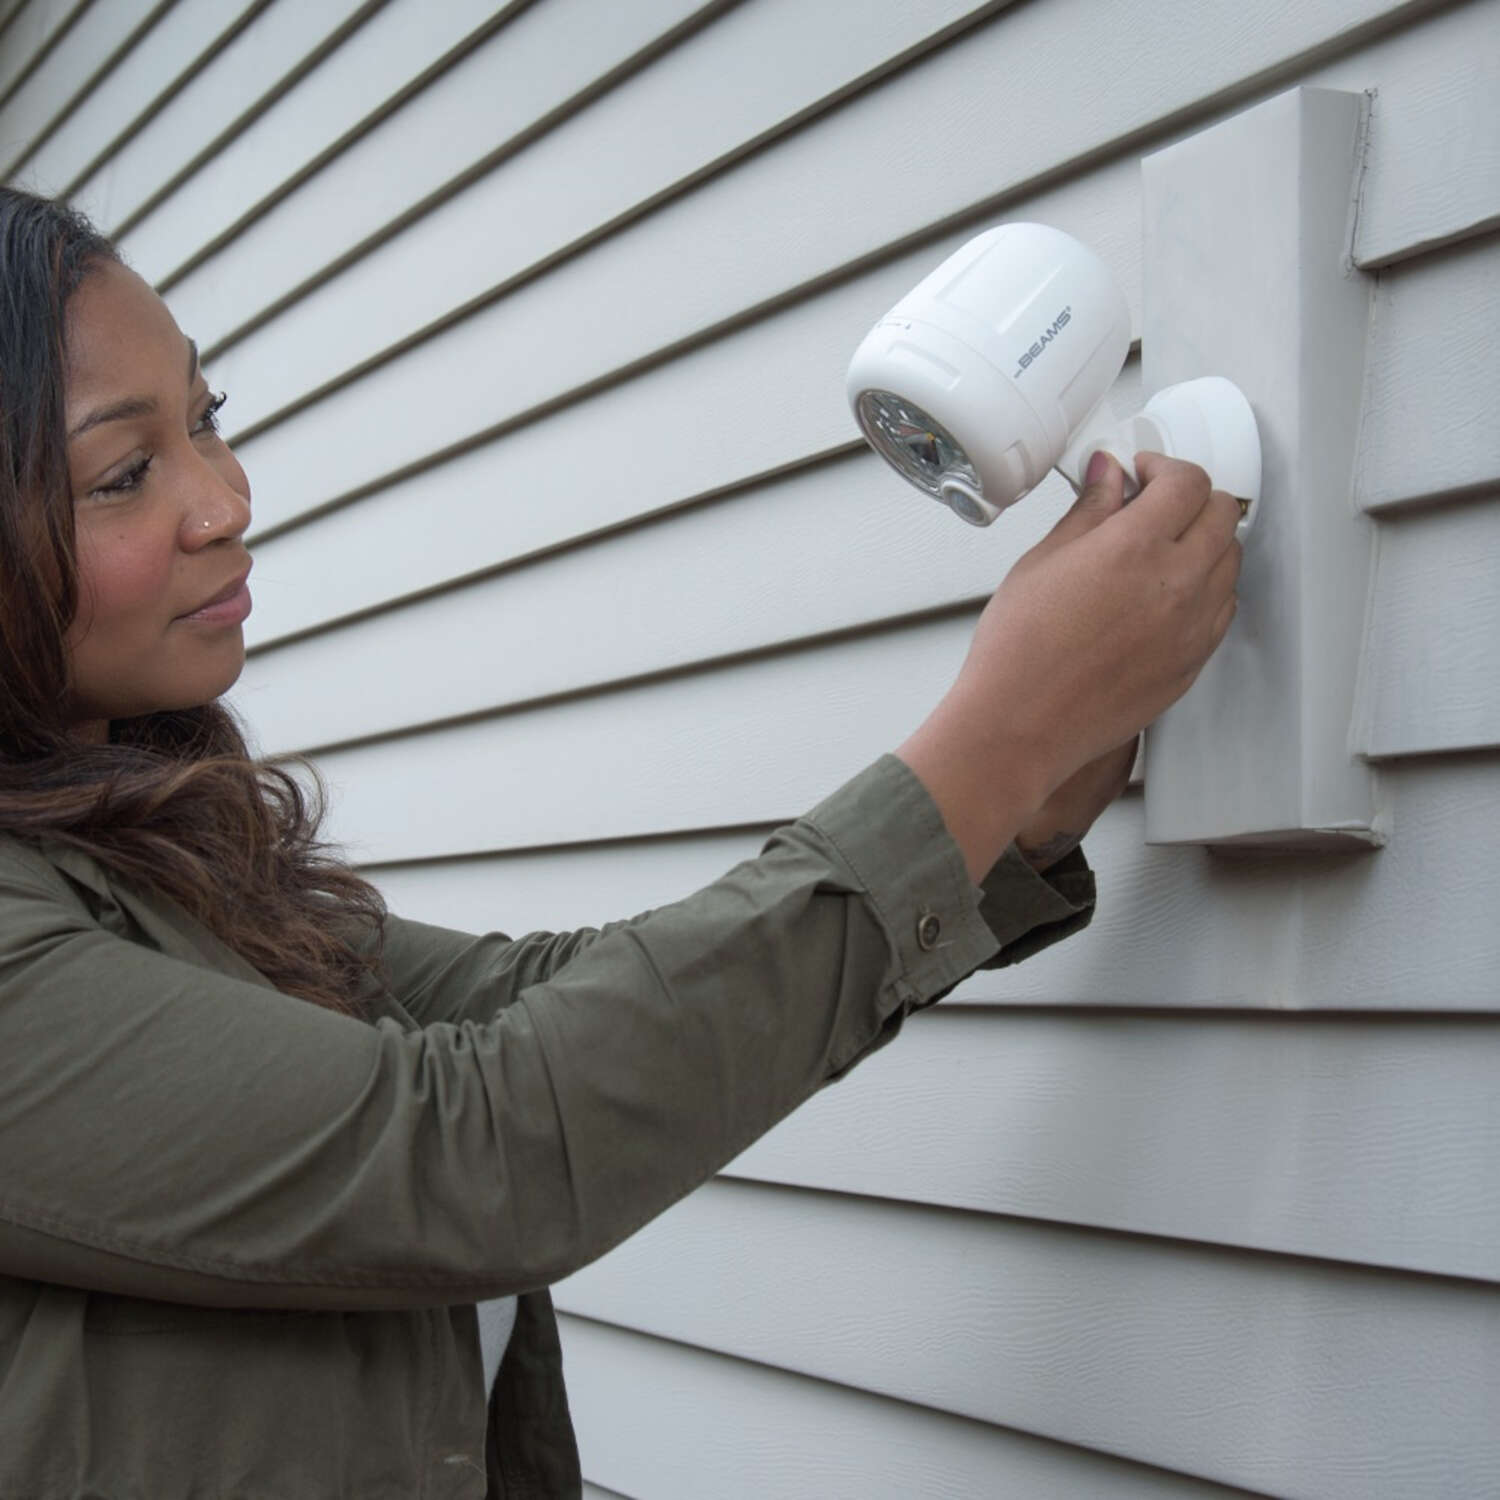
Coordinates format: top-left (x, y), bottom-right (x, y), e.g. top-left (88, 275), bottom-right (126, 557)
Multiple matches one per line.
top-left (0, 755), bottom-right (1092, 1498)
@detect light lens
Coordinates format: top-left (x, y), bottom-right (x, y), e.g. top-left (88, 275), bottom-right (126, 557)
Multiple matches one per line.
top-left (856, 390), bottom-right (982, 499)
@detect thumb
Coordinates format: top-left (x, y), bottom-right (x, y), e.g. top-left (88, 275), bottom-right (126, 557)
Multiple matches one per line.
top-left (1046, 450), bottom-right (1128, 548)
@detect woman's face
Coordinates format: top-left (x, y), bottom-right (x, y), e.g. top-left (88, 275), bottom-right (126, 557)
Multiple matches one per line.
top-left (62, 261), bottom-right (252, 735)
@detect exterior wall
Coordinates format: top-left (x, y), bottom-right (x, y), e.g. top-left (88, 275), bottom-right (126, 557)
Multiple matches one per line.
top-left (6, 1), bottom-right (1498, 1494)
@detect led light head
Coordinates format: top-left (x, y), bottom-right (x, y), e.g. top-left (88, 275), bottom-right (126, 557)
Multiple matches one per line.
top-left (848, 223), bottom-right (1132, 525)
top-left (847, 222), bottom-right (1262, 531)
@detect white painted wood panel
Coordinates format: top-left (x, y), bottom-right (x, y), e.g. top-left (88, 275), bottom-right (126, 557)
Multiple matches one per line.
top-left (167, 0), bottom-right (991, 355)
top-left (0, 0), bottom-right (159, 175)
top-left (222, 0), bottom-right (1495, 541)
top-left (1352, 0), bottom-right (1500, 266)
top-left (0, 0), bottom-right (84, 106)
top-left (16, 0), bottom-right (265, 198)
top-left (115, 0), bottom-right (531, 287)
top-left (362, 757), bottom-right (1500, 1013)
top-left (1355, 233), bottom-right (1500, 513)
top-left (66, 0), bottom-right (375, 234)
top-left (554, 1180), bottom-right (1500, 1500)
top-left (725, 1008), bottom-right (1500, 1282)
top-left (559, 1316), bottom-right (1273, 1500)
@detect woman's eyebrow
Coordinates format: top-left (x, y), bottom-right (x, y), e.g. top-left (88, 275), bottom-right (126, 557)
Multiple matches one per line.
top-left (67, 339), bottom-right (201, 441)
top-left (68, 394), bottom-right (155, 440)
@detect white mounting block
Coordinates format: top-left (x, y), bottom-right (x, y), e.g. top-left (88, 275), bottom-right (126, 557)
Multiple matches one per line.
top-left (1141, 87), bottom-right (1383, 851)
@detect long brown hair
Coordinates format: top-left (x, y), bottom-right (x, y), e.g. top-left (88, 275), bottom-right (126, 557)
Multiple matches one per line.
top-left (0, 186), bottom-right (383, 1013)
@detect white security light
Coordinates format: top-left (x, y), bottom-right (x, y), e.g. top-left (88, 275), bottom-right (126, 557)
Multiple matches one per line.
top-left (847, 223), bottom-right (1262, 529)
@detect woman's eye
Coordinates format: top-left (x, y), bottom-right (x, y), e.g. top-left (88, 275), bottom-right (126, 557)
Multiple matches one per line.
top-left (81, 392), bottom-right (229, 498)
top-left (89, 457), bottom-right (152, 497)
top-left (194, 390), bottom-right (228, 436)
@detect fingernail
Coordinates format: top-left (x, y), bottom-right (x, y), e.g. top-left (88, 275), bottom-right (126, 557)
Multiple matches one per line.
top-left (1085, 450), bottom-right (1110, 485)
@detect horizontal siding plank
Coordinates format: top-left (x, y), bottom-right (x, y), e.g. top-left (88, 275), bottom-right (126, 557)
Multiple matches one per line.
top-left (165, 0), bottom-right (991, 357)
top-left (368, 827), bottom-right (772, 933)
top-left (164, 0), bottom-right (708, 340)
top-left (1354, 233), bottom-right (1500, 513)
top-left (219, 0), bottom-right (1437, 534)
top-left (725, 1008), bottom-right (1500, 1282)
top-left (0, 0), bottom-right (84, 106)
top-left (559, 1315), bottom-right (1272, 1500)
top-left (361, 758), bottom-right (1500, 1013)
top-left (1352, 0), bottom-right (1500, 265)
top-left (1357, 495), bottom-right (1500, 755)
top-left (66, 0), bottom-right (376, 235)
top-left (17, 0), bottom-right (266, 198)
top-left (0, 0), bottom-right (160, 176)
top-left (283, 612), bottom-right (980, 861)
top-left (113, 0), bottom-right (535, 287)
top-left (554, 1180), bottom-right (1500, 1500)
top-left (233, 160), bottom-right (1137, 617)
top-left (238, 436), bottom-right (1104, 753)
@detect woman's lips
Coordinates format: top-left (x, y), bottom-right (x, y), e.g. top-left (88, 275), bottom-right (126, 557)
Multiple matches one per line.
top-left (177, 569), bottom-right (253, 626)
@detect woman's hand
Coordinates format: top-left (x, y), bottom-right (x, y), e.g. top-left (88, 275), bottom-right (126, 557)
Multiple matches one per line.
top-left (898, 452), bottom-right (1241, 882)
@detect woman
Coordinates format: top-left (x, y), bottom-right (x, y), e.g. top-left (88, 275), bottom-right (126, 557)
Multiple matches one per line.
top-left (0, 187), bottom-right (1239, 1497)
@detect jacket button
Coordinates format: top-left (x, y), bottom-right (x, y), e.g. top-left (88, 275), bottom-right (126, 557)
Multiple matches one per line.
top-left (916, 912), bottom-right (942, 950)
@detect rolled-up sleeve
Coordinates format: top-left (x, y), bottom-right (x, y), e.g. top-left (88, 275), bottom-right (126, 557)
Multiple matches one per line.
top-left (0, 756), bottom-right (1092, 1315)
top-left (978, 844), bottom-right (1096, 968)
top-left (800, 754), bottom-right (1095, 995)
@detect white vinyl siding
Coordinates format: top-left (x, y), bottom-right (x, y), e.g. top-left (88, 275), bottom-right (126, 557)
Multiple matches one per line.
top-left (65, 0), bottom-right (381, 234)
top-left (8, 0), bottom-right (1498, 1494)
top-left (0, 0), bottom-right (165, 177)
top-left (0, 0), bottom-right (89, 106)
top-left (9, 0), bottom-right (270, 199)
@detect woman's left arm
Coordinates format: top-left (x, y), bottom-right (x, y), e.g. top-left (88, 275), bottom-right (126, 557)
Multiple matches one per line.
top-left (376, 765), bottom-right (1098, 1031)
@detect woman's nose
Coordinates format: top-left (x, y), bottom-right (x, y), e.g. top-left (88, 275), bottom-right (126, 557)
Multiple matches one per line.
top-left (179, 456), bottom-right (252, 549)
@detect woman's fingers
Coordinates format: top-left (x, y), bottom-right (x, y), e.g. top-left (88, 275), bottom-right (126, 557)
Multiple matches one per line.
top-left (1206, 535), bottom-right (1242, 599)
top-left (1181, 487), bottom-right (1245, 568)
top-left (1209, 589), bottom-right (1239, 652)
top-left (1124, 458), bottom-right (1241, 622)
top-left (1128, 451), bottom-right (1215, 540)
top-left (1041, 450), bottom-right (1130, 551)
